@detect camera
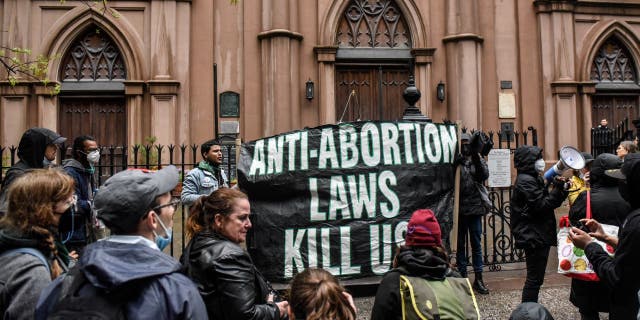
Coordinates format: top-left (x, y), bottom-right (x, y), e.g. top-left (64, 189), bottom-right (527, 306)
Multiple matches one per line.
top-left (573, 221), bottom-right (590, 233)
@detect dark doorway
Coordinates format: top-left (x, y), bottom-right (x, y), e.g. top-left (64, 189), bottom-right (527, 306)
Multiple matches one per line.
top-left (591, 95), bottom-right (639, 128)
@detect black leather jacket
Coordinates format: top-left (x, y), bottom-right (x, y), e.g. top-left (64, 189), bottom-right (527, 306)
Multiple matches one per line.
top-left (181, 231), bottom-right (280, 320)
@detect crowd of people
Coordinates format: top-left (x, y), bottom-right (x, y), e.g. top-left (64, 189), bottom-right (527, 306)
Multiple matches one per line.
top-left (1, 126), bottom-right (640, 319)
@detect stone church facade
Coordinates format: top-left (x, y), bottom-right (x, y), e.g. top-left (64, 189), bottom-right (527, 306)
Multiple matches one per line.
top-left (1, 0), bottom-right (639, 162)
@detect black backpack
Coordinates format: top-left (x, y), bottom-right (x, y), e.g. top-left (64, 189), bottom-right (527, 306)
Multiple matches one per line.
top-left (46, 266), bottom-right (147, 320)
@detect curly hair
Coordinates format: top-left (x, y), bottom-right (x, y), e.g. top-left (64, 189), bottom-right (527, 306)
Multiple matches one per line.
top-left (0, 169), bottom-right (75, 278)
top-left (185, 188), bottom-right (248, 240)
top-left (288, 268), bottom-right (356, 320)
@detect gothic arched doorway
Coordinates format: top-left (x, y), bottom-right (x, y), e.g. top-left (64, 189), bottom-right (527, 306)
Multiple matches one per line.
top-left (57, 25), bottom-right (127, 151)
top-left (334, 0), bottom-right (412, 122)
top-left (590, 36), bottom-right (640, 129)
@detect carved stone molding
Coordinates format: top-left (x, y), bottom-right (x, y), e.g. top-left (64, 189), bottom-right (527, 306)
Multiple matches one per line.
top-left (411, 48), bottom-right (436, 64)
top-left (336, 0), bottom-right (411, 48)
top-left (257, 29), bottom-right (303, 41)
top-left (314, 46), bottom-right (338, 62)
top-left (60, 26), bottom-right (127, 82)
top-left (590, 37), bottom-right (637, 83)
top-left (442, 33), bottom-right (484, 44)
top-left (147, 80), bottom-right (180, 95)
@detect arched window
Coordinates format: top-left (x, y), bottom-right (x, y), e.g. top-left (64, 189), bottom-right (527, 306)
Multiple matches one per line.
top-left (590, 37), bottom-right (637, 84)
top-left (60, 26), bottom-right (126, 82)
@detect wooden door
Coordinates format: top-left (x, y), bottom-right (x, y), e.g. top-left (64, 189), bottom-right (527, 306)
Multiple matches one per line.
top-left (335, 65), bottom-right (409, 122)
top-left (58, 97), bottom-right (126, 171)
top-left (591, 95), bottom-right (639, 127)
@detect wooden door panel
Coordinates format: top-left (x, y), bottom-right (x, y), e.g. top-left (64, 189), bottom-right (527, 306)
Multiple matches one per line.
top-left (336, 68), bottom-right (376, 122)
top-left (592, 95), bottom-right (639, 127)
top-left (336, 66), bottom-right (409, 122)
top-left (92, 99), bottom-right (126, 147)
top-left (381, 68), bottom-right (409, 120)
top-left (59, 97), bottom-right (126, 148)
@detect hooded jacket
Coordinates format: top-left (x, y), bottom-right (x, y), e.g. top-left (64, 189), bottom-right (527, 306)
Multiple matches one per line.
top-left (583, 155), bottom-right (640, 319)
top-left (59, 158), bottom-right (96, 245)
top-left (0, 229), bottom-right (53, 320)
top-left (370, 247), bottom-right (464, 320)
top-left (181, 231), bottom-right (280, 320)
top-left (511, 146), bottom-right (568, 249)
top-left (459, 155), bottom-right (490, 216)
top-left (509, 302), bottom-right (555, 320)
top-left (568, 153), bottom-right (630, 313)
top-left (35, 240), bottom-right (207, 320)
top-left (0, 128), bottom-right (64, 214)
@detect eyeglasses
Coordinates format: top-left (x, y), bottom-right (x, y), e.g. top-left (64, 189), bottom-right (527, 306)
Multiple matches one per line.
top-left (152, 199), bottom-right (181, 211)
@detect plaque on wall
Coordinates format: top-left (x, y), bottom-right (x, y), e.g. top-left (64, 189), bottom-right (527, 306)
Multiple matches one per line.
top-left (220, 91), bottom-right (240, 118)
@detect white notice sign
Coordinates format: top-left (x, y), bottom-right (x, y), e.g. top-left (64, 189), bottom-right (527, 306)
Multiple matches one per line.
top-left (488, 149), bottom-right (511, 188)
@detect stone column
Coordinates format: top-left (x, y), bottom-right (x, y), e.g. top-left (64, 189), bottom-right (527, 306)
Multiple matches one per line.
top-left (535, 0), bottom-right (578, 157)
top-left (580, 83), bottom-right (597, 151)
top-left (412, 48), bottom-right (436, 119)
top-left (147, 81), bottom-right (180, 150)
top-left (0, 83), bottom-right (30, 147)
top-left (259, 0), bottom-right (303, 136)
top-left (124, 81), bottom-right (145, 149)
top-left (314, 46), bottom-right (337, 125)
top-left (444, 0), bottom-right (483, 129)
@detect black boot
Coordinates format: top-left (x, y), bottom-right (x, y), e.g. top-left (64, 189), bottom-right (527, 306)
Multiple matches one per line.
top-left (473, 272), bottom-right (489, 295)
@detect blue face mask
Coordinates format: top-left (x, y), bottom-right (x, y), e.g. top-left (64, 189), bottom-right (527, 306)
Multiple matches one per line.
top-left (152, 213), bottom-right (173, 251)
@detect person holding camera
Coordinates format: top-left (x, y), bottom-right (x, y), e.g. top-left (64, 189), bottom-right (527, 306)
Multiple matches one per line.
top-left (455, 132), bottom-right (491, 294)
top-left (567, 153), bottom-right (629, 319)
top-left (181, 188), bottom-right (288, 320)
top-left (511, 146), bottom-right (569, 303)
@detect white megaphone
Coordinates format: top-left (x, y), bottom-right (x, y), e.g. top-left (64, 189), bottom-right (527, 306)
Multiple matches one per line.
top-left (543, 146), bottom-right (586, 182)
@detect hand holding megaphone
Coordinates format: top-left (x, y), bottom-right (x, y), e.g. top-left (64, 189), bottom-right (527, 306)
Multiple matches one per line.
top-left (543, 146), bottom-right (585, 182)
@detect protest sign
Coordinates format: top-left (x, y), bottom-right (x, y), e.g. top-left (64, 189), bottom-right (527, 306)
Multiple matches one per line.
top-left (238, 121), bottom-right (457, 281)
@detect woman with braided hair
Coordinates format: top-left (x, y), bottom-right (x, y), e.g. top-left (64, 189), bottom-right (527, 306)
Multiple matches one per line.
top-left (0, 169), bottom-right (76, 319)
top-left (287, 268), bottom-right (356, 320)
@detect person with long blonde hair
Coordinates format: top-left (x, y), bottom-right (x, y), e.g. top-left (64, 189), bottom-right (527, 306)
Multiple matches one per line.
top-left (0, 169), bottom-right (75, 319)
top-left (181, 188), bottom-right (288, 320)
top-left (288, 268), bottom-right (356, 320)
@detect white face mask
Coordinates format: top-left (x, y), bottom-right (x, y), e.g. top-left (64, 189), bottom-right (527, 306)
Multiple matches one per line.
top-left (534, 159), bottom-right (546, 173)
top-left (87, 150), bottom-right (100, 164)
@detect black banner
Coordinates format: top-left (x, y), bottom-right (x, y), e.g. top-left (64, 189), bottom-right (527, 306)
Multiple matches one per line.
top-left (238, 121), bottom-right (457, 281)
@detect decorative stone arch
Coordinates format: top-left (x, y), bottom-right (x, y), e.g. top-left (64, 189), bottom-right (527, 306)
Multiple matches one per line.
top-left (578, 20), bottom-right (640, 83)
top-left (315, 0), bottom-right (432, 123)
top-left (40, 5), bottom-right (148, 148)
top-left (578, 20), bottom-right (640, 150)
top-left (41, 6), bottom-right (147, 80)
top-left (319, 0), bottom-right (427, 48)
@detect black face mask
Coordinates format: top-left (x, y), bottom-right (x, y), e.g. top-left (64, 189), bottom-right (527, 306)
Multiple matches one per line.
top-left (461, 145), bottom-right (471, 156)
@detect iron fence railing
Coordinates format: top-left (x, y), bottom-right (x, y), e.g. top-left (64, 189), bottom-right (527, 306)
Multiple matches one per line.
top-left (591, 117), bottom-right (636, 157)
top-left (3, 128), bottom-right (538, 266)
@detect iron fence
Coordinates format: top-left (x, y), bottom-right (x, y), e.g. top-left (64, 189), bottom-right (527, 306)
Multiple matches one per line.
top-left (591, 117), bottom-right (636, 157)
top-left (3, 128), bottom-right (538, 266)
top-left (1, 141), bottom-right (237, 257)
top-left (455, 126), bottom-right (539, 272)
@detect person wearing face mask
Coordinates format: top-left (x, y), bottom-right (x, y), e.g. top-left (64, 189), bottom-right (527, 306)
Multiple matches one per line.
top-left (0, 169), bottom-right (76, 320)
top-left (0, 127), bottom-right (66, 216)
top-left (60, 136), bottom-right (100, 253)
top-left (511, 146), bottom-right (569, 303)
top-left (455, 132), bottom-right (491, 294)
top-left (569, 152), bottom-right (640, 319)
top-left (35, 166), bottom-right (207, 320)
top-left (181, 188), bottom-right (289, 320)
